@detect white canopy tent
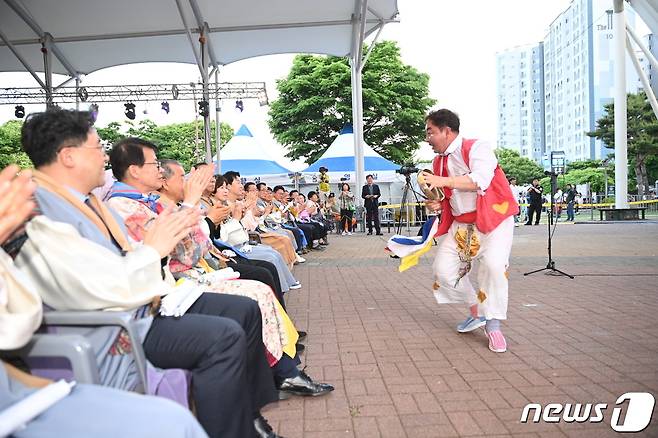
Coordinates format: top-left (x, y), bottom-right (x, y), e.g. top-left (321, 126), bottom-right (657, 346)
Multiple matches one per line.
top-left (214, 124), bottom-right (294, 185)
top-left (298, 124), bottom-right (404, 203)
top-left (0, 0), bottom-right (399, 207)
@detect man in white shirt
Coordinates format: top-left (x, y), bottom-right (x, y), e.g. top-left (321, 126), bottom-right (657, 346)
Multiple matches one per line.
top-left (422, 109), bottom-right (516, 353)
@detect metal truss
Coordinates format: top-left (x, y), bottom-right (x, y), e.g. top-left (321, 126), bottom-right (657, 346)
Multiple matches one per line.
top-left (0, 81), bottom-right (268, 105)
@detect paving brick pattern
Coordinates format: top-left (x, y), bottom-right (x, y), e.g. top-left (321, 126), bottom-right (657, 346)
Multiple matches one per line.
top-left (264, 223), bottom-right (658, 437)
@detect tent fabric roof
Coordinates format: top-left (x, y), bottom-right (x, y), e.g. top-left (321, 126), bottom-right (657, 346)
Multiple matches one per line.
top-left (215, 124), bottom-right (291, 175)
top-left (303, 124), bottom-right (399, 173)
top-left (0, 0), bottom-right (398, 75)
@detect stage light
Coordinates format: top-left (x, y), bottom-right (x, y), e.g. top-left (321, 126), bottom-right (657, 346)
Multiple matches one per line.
top-left (77, 87), bottom-right (88, 102)
top-left (89, 103), bottom-right (99, 122)
top-left (235, 100), bottom-right (244, 112)
top-left (14, 105), bottom-right (25, 118)
top-left (124, 102), bottom-right (136, 120)
top-left (161, 101), bottom-right (170, 114)
top-left (198, 100), bottom-right (209, 117)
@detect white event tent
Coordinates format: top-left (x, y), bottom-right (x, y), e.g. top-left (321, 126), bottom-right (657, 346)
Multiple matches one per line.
top-left (298, 125), bottom-right (404, 203)
top-left (214, 124), bottom-right (293, 185)
top-left (0, 0), bottom-right (399, 208)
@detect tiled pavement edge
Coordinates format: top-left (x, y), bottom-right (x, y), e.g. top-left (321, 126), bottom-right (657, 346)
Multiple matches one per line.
top-left (263, 223), bottom-right (658, 438)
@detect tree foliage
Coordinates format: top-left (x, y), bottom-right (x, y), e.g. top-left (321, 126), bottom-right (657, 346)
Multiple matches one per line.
top-left (539, 167), bottom-right (612, 194)
top-left (1, 118), bottom-right (233, 172)
top-left (98, 119), bottom-right (233, 170)
top-left (268, 40), bottom-right (435, 165)
top-left (587, 92), bottom-right (658, 195)
top-left (0, 120), bottom-right (30, 169)
top-left (494, 148), bottom-right (545, 185)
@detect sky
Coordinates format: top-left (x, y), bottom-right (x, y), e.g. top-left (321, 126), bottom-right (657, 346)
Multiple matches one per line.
top-left (0, 0), bottom-right (649, 170)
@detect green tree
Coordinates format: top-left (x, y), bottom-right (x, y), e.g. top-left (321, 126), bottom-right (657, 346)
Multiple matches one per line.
top-left (494, 148), bottom-right (545, 184)
top-left (0, 120), bottom-right (30, 169)
top-left (268, 40), bottom-right (435, 164)
top-left (587, 92), bottom-right (658, 195)
top-left (565, 159), bottom-right (602, 172)
top-left (539, 167), bottom-right (612, 194)
top-left (97, 119), bottom-right (233, 170)
top-left (96, 121), bottom-right (124, 146)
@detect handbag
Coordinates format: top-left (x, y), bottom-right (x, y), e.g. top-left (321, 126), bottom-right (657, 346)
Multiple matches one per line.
top-left (219, 218), bottom-right (249, 247)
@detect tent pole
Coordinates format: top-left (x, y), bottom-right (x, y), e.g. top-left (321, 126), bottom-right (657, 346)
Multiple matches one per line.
top-left (200, 30), bottom-right (212, 164)
top-left (613, 0), bottom-right (629, 208)
top-left (351, 0), bottom-right (368, 230)
top-left (215, 68), bottom-right (222, 174)
top-left (42, 34), bottom-right (54, 108)
top-left (75, 76), bottom-right (80, 110)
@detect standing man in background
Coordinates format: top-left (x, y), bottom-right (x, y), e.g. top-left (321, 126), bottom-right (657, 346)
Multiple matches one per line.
top-left (565, 184), bottom-right (577, 222)
top-left (362, 174), bottom-right (382, 236)
top-left (525, 178), bottom-right (544, 226)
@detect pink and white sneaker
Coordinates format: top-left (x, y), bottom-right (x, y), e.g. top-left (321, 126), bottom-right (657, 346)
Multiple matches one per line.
top-left (485, 329), bottom-right (507, 353)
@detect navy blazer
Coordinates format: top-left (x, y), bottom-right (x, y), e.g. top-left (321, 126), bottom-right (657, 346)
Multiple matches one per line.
top-left (361, 184), bottom-right (381, 210)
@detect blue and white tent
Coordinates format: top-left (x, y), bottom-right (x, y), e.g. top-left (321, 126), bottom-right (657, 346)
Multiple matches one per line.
top-left (298, 125), bottom-right (404, 203)
top-left (215, 124), bottom-right (293, 185)
top-left (302, 125), bottom-right (401, 184)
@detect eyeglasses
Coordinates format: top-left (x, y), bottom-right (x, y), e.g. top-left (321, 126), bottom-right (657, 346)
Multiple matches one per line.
top-left (59, 144), bottom-right (106, 153)
top-left (143, 162), bottom-right (161, 169)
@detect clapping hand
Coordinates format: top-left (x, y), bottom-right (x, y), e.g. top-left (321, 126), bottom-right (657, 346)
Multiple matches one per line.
top-left (0, 165), bottom-right (36, 244)
top-left (143, 204), bottom-right (199, 257)
top-left (207, 204), bottom-right (231, 224)
top-left (183, 164), bottom-right (215, 206)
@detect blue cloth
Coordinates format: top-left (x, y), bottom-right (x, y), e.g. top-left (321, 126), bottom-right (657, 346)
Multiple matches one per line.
top-left (106, 182), bottom-right (161, 213)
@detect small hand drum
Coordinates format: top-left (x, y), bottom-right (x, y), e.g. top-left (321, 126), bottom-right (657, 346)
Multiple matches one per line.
top-left (417, 169), bottom-right (445, 201)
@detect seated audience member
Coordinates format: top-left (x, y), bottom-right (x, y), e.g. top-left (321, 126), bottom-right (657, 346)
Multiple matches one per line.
top-left (105, 149), bottom-right (293, 370)
top-left (299, 192), bottom-right (329, 245)
top-left (0, 164), bottom-right (208, 438)
top-left (258, 184), bottom-right (307, 252)
top-left (325, 192), bottom-right (341, 232)
top-left (106, 150), bottom-right (331, 397)
top-left (238, 181), bottom-right (298, 267)
top-left (253, 182), bottom-right (303, 258)
top-left (212, 173), bottom-right (301, 293)
top-left (7, 109), bottom-right (282, 438)
top-left (271, 187), bottom-right (323, 250)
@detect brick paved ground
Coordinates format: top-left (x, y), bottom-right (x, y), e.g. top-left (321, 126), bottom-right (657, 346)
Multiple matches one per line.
top-left (264, 222), bottom-right (658, 437)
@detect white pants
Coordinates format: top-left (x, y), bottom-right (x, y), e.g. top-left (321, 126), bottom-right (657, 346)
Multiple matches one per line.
top-left (432, 216), bottom-right (514, 320)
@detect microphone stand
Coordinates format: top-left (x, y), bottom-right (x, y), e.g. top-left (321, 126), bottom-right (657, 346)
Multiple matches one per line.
top-left (523, 172), bottom-right (574, 279)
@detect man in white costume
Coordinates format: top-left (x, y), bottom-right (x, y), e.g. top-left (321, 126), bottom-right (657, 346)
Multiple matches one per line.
top-left (423, 109), bottom-right (518, 353)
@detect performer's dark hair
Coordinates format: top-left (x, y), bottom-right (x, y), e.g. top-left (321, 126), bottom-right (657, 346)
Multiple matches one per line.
top-left (425, 109), bottom-right (460, 132)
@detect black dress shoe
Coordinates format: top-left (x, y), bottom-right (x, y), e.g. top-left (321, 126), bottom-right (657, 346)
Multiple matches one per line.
top-left (376, 232), bottom-right (383, 235)
top-left (254, 414), bottom-right (284, 438)
top-left (296, 342), bottom-right (305, 353)
top-left (367, 231), bottom-right (372, 235)
top-left (276, 370), bottom-right (334, 397)
top-left (297, 330), bottom-right (307, 341)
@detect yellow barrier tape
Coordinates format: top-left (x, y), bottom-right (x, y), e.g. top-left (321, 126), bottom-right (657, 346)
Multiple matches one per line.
top-left (379, 199), bottom-right (658, 209)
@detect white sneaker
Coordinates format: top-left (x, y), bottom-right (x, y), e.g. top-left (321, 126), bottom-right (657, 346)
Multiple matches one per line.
top-left (289, 282), bottom-right (302, 290)
top-left (347, 232), bottom-right (352, 235)
top-left (295, 254), bottom-right (306, 264)
top-left (341, 231), bottom-right (347, 236)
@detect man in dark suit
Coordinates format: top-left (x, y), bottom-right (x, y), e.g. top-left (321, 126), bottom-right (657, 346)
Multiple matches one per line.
top-left (362, 174), bottom-right (383, 235)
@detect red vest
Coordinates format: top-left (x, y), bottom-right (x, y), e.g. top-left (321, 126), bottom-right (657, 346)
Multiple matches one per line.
top-left (433, 139), bottom-right (518, 236)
